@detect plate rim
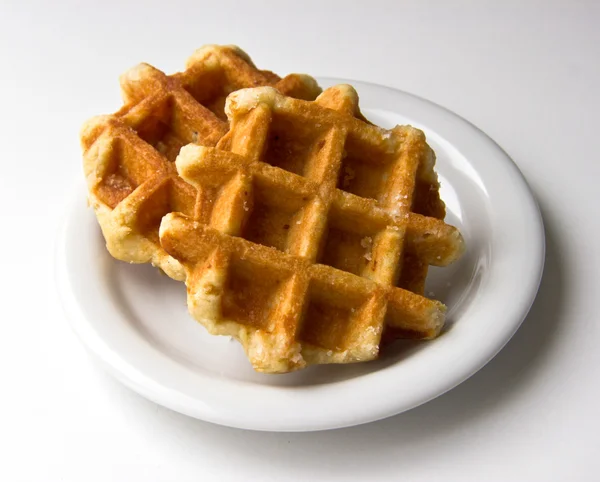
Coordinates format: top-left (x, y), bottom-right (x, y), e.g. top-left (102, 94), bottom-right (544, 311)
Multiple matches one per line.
top-left (57, 78), bottom-right (545, 431)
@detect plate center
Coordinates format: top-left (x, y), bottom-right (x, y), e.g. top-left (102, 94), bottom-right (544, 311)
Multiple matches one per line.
top-left (108, 107), bottom-right (490, 386)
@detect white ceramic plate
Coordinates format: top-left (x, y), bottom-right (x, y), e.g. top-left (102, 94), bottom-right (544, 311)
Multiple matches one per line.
top-left (57, 78), bottom-right (544, 432)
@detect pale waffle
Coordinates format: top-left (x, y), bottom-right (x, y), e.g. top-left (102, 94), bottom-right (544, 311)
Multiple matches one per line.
top-left (159, 85), bottom-right (465, 373)
top-left (81, 45), bottom-right (321, 280)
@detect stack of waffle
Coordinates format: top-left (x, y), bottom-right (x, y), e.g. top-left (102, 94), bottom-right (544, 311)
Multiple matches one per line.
top-left (81, 45), bottom-right (465, 373)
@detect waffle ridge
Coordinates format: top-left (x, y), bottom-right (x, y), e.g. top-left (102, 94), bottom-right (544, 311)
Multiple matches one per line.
top-left (159, 84), bottom-right (465, 372)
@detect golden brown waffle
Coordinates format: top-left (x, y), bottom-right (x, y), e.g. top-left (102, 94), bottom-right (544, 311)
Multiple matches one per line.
top-left (81, 45), bottom-right (321, 280)
top-left (159, 85), bottom-right (465, 373)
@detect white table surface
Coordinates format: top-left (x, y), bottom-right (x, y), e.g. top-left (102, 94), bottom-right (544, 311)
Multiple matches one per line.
top-left (2, 1), bottom-right (599, 480)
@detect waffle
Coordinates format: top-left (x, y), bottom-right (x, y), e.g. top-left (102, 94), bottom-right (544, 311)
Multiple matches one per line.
top-left (81, 45), bottom-right (321, 280)
top-left (159, 85), bottom-right (465, 373)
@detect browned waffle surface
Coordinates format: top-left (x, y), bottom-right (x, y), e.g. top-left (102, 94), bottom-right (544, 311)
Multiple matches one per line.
top-left (81, 45), bottom-right (321, 280)
top-left (159, 85), bottom-right (465, 372)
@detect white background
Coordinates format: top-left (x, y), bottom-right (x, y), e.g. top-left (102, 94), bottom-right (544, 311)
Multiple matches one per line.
top-left (1, 0), bottom-right (599, 480)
